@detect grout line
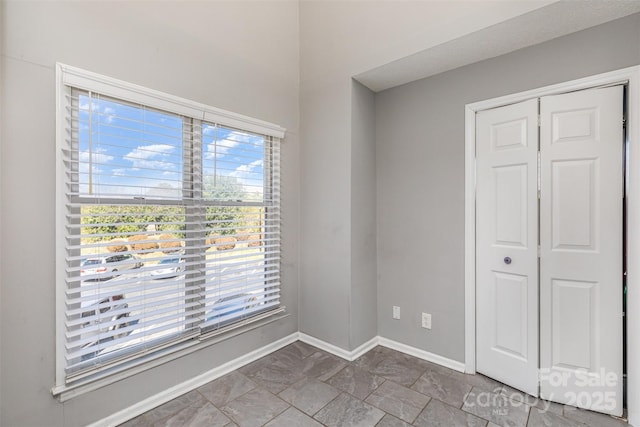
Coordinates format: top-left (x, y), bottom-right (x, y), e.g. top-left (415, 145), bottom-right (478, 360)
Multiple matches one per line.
top-left (129, 340), bottom-right (628, 427)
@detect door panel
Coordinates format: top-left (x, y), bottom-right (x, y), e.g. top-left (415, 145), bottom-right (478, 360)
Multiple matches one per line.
top-left (552, 108), bottom-right (598, 143)
top-left (476, 99), bottom-right (539, 396)
top-left (494, 272), bottom-right (529, 359)
top-left (551, 159), bottom-right (597, 250)
top-left (540, 86), bottom-right (623, 416)
top-left (495, 164), bottom-right (528, 246)
top-left (492, 118), bottom-right (529, 150)
top-left (551, 279), bottom-right (597, 370)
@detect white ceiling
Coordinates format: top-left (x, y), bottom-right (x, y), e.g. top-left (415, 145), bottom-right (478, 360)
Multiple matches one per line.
top-left (355, 0), bottom-right (640, 92)
top-left (300, 0), bottom-right (558, 86)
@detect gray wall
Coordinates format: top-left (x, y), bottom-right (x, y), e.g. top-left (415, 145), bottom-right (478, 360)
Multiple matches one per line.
top-left (298, 0), bottom-right (380, 351)
top-left (297, 69), bottom-right (378, 353)
top-left (2, 2), bottom-right (640, 424)
top-left (0, 2), bottom-right (299, 426)
top-left (0, 1), bottom-right (3, 423)
top-left (297, 0), bottom-right (563, 354)
top-left (351, 80), bottom-right (378, 348)
top-left (375, 13), bottom-right (640, 362)
top-left (299, 74), bottom-right (352, 349)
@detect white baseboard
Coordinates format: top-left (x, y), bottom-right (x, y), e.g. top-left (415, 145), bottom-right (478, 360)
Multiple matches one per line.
top-left (378, 336), bottom-right (465, 373)
top-left (93, 332), bottom-right (464, 426)
top-left (89, 332), bottom-right (299, 427)
top-left (298, 333), bottom-right (379, 361)
top-left (297, 333), bottom-right (465, 374)
top-left (350, 336), bottom-right (380, 360)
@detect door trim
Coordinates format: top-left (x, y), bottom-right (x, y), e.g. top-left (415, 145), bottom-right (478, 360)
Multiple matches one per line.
top-left (464, 65), bottom-right (640, 425)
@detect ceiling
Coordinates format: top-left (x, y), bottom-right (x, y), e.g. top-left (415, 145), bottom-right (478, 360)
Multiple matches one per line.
top-left (355, 0), bottom-right (640, 92)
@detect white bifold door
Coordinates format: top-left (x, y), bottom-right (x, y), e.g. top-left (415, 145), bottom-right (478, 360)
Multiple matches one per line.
top-left (539, 86), bottom-right (623, 415)
top-left (476, 86), bottom-right (623, 416)
top-left (476, 98), bottom-right (540, 397)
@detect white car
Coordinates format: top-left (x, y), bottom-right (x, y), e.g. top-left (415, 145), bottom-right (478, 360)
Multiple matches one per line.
top-left (150, 257), bottom-right (185, 279)
top-left (205, 293), bottom-right (259, 328)
top-left (80, 294), bottom-right (131, 360)
top-left (81, 254), bottom-right (143, 281)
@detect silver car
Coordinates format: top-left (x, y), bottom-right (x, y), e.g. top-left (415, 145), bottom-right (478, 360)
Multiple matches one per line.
top-left (150, 257), bottom-right (185, 279)
top-left (81, 254), bottom-right (143, 281)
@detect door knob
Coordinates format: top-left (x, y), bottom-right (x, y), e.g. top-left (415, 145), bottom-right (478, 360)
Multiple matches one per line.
top-left (504, 257), bottom-right (512, 265)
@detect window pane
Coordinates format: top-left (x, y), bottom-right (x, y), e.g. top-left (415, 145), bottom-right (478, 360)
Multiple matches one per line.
top-left (202, 206), bottom-right (279, 330)
top-left (202, 124), bottom-right (265, 202)
top-left (60, 70), bottom-right (282, 387)
top-left (76, 92), bottom-right (184, 199)
top-left (66, 204), bottom-right (196, 373)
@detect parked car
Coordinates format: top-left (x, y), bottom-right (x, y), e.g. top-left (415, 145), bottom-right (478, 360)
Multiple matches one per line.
top-left (80, 294), bottom-right (131, 359)
top-left (150, 257), bottom-right (185, 279)
top-left (81, 254), bottom-right (143, 280)
top-left (205, 293), bottom-right (258, 328)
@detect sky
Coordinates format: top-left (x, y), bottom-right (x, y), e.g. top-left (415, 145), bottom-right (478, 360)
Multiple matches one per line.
top-left (77, 93), bottom-right (266, 201)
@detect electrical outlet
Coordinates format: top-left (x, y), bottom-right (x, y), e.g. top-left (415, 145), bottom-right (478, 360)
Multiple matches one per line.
top-left (393, 306), bottom-right (400, 319)
top-left (422, 312), bottom-right (432, 329)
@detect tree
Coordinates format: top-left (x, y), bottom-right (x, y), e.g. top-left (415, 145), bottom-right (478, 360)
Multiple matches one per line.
top-left (203, 174), bottom-right (245, 201)
top-left (80, 175), bottom-right (256, 244)
top-left (204, 175), bottom-right (245, 236)
top-left (81, 204), bottom-right (185, 243)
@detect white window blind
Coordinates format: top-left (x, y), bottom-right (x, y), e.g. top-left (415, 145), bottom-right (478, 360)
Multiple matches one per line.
top-left (56, 64), bottom-right (284, 389)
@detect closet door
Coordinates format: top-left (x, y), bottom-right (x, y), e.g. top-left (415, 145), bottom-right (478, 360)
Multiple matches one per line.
top-left (476, 98), bottom-right (539, 396)
top-left (539, 86), bottom-right (623, 416)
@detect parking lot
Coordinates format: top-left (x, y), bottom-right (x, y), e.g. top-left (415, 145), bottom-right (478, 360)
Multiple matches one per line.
top-left (73, 253), bottom-right (269, 361)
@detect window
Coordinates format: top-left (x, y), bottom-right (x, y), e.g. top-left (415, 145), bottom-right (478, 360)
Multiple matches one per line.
top-left (55, 64), bottom-right (284, 394)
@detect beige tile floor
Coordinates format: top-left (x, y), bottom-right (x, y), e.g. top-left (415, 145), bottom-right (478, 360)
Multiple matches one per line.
top-left (120, 341), bottom-right (629, 427)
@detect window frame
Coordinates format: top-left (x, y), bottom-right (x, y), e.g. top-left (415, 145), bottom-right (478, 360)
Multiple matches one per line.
top-left (54, 63), bottom-right (286, 400)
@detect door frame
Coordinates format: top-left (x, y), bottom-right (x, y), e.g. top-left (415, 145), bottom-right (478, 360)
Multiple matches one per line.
top-left (464, 65), bottom-right (640, 424)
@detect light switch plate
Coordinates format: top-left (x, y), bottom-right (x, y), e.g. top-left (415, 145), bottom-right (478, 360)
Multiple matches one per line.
top-left (422, 312), bottom-right (431, 329)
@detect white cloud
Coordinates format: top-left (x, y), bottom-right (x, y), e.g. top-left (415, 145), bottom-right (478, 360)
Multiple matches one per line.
top-left (229, 159), bottom-right (263, 178)
top-left (203, 125), bottom-right (217, 136)
top-left (80, 178), bottom-right (180, 199)
top-left (126, 144), bottom-right (174, 160)
top-left (79, 147), bottom-right (114, 172)
top-left (103, 107), bottom-right (116, 124)
top-left (129, 159), bottom-right (176, 170)
top-left (79, 100), bottom-right (100, 112)
top-left (79, 101), bottom-right (116, 124)
top-left (228, 159), bottom-right (264, 195)
top-left (204, 130), bottom-right (260, 160)
top-left (124, 144), bottom-right (176, 170)
top-left (205, 138), bottom-right (239, 160)
top-left (78, 148), bottom-right (114, 193)
top-left (162, 170), bottom-right (181, 178)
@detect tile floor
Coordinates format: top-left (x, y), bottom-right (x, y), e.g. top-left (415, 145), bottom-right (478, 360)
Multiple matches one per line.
top-left (120, 341), bottom-right (629, 427)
